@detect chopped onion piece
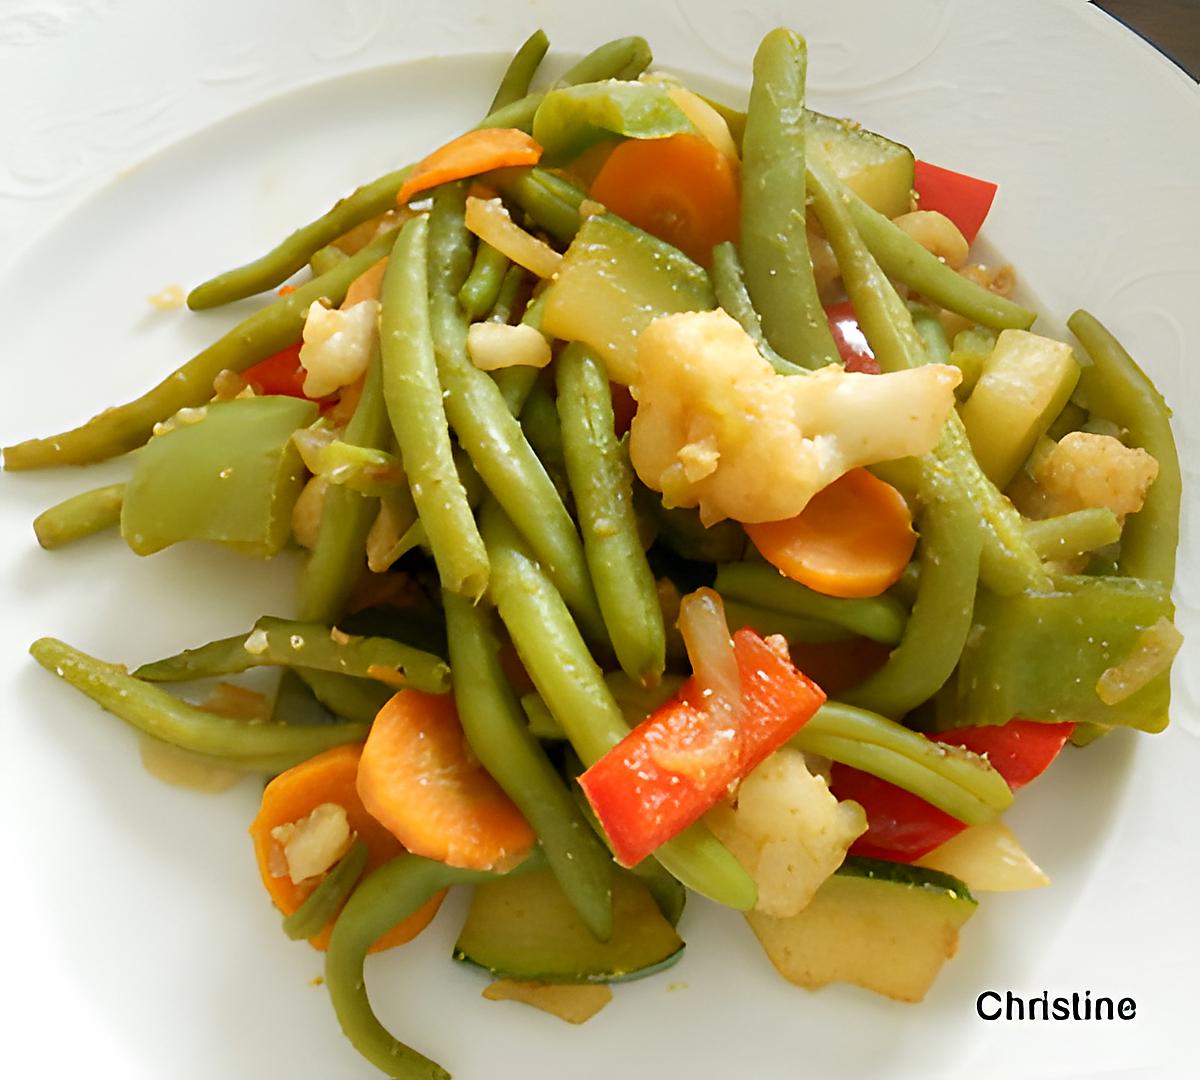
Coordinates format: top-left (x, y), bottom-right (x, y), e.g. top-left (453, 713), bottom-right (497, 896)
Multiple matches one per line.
top-left (464, 195), bottom-right (563, 279)
top-left (1096, 616), bottom-right (1183, 705)
top-left (678, 587), bottom-right (743, 722)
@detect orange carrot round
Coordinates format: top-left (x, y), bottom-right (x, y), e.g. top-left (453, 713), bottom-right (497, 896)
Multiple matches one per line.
top-left (744, 468), bottom-right (917, 599)
top-left (397, 128), bottom-right (543, 205)
top-left (588, 132), bottom-right (739, 266)
top-left (249, 742), bottom-right (444, 952)
top-left (356, 690), bottom-right (536, 871)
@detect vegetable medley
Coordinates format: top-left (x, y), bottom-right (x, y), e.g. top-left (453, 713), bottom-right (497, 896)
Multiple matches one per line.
top-left (8, 26), bottom-right (1183, 1080)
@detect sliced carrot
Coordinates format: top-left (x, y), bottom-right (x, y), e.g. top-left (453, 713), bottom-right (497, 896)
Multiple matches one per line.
top-left (397, 128), bottom-right (543, 205)
top-left (588, 132), bottom-right (739, 266)
top-left (744, 469), bottom-right (917, 599)
top-left (249, 743), bottom-right (444, 952)
top-left (356, 690), bottom-right (536, 871)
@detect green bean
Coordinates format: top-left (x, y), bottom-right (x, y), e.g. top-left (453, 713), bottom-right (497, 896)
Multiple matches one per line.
top-left (486, 263), bottom-right (528, 324)
top-left (3, 229), bottom-right (399, 471)
top-left (427, 186), bottom-right (606, 644)
top-left (709, 242), bottom-right (804, 374)
top-left (714, 563), bottom-right (908, 645)
top-left (443, 591), bottom-right (613, 941)
top-left (134, 616), bottom-right (449, 693)
top-left (309, 243), bottom-right (349, 278)
top-left (517, 379), bottom-right (571, 500)
top-left (842, 184), bottom-right (1036, 332)
top-left (910, 303), bottom-right (952, 364)
top-left (282, 839), bottom-right (370, 941)
top-left (937, 414), bottom-right (1051, 594)
top-left (557, 343), bottom-right (666, 685)
top-left (479, 500), bottom-right (756, 910)
top-left (300, 346), bottom-right (390, 623)
top-left (492, 167), bottom-right (583, 244)
top-left (295, 669), bottom-right (392, 725)
top-left (807, 156), bottom-right (1049, 597)
top-left (457, 241), bottom-right (511, 321)
top-left (555, 36), bottom-right (652, 87)
top-left (888, 561), bottom-right (921, 607)
top-left (840, 467), bottom-right (984, 719)
top-left (31, 637), bottom-right (367, 765)
top-left (33, 483), bottom-right (125, 549)
top-left (1024, 507), bottom-right (1121, 562)
top-left (721, 599), bottom-right (847, 644)
top-left (739, 29), bottom-right (839, 369)
top-left (326, 851), bottom-right (544, 1080)
top-left (380, 214), bottom-right (489, 598)
top-left (488, 29), bottom-right (550, 112)
top-left (310, 441), bottom-right (403, 498)
top-left (521, 673), bottom-right (684, 740)
top-left (800, 701), bottom-right (1012, 811)
top-left (807, 156), bottom-right (928, 374)
top-left (1069, 310), bottom-right (1182, 587)
top-left (186, 37), bottom-right (646, 311)
top-left (490, 284), bottom-right (543, 415)
top-left (790, 730), bottom-right (998, 825)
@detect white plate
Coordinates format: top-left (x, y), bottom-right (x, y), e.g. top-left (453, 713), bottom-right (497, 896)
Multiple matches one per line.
top-left (2, 1), bottom-right (1198, 1077)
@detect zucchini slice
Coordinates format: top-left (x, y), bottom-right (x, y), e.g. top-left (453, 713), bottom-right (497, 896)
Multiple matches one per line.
top-left (747, 856), bottom-right (976, 1002)
top-left (454, 866), bottom-right (684, 983)
top-left (807, 111), bottom-right (915, 219)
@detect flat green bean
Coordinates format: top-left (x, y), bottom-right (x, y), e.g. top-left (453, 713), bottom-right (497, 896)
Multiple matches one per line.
top-left (840, 467), bottom-right (984, 719)
top-left (488, 29), bottom-right (550, 112)
top-left (33, 483), bottom-right (125, 549)
top-left (714, 563), bottom-right (908, 645)
top-left (557, 343), bottom-right (666, 685)
top-left (427, 186), bottom-right (607, 644)
top-left (1024, 507), bottom-right (1121, 562)
top-left (842, 184), bottom-right (1036, 331)
top-left (739, 29), bottom-right (839, 369)
top-left (4, 229), bottom-right (398, 471)
top-left (134, 616), bottom-right (449, 693)
top-left (187, 37), bottom-right (646, 310)
top-left (479, 500), bottom-right (756, 910)
top-left (1069, 309), bottom-right (1181, 587)
top-left (300, 346), bottom-right (390, 623)
top-left (31, 637), bottom-right (367, 765)
top-left (282, 839), bottom-right (370, 941)
top-left (443, 591), bottom-right (614, 941)
top-left (709, 242), bottom-right (804, 374)
top-left (326, 851), bottom-right (544, 1080)
top-left (380, 214), bottom-right (489, 598)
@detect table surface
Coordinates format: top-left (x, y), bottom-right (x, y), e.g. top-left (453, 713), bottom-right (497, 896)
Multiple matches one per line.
top-left (1095, 0), bottom-right (1200, 78)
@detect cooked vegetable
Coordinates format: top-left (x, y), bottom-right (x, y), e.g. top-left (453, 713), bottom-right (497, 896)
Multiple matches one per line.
top-left (33, 483), bottom-right (125, 549)
top-left (589, 132), bottom-right (740, 265)
top-left (915, 820), bottom-right (1049, 893)
top-left (480, 980), bottom-right (612, 1024)
top-left (249, 744), bottom-right (444, 951)
top-left (356, 690), bottom-right (537, 871)
top-left (454, 867), bottom-right (683, 982)
top-left (913, 159), bottom-right (998, 243)
top-left (579, 628), bottom-right (826, 868)
top-left (747, 857), bottom-right (977, 1002)
top-left (398, 129), bottom-right (542, 206)
top-left (744, 468), bottom-right (918, 599)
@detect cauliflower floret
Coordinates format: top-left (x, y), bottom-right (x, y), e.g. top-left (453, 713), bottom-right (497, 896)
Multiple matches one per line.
top-left (1034, 430), bottom-right (1158, 521)
top-left (629, 310), bottom-right (960, 524)
top-left (299, 299), bottom-right (380, 398)
top-left (707, 747), bottom-right (866, 917)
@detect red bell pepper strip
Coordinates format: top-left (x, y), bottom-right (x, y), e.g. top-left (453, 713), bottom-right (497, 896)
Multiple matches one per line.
top-left (241, 342), bottom-right (337, 411)
top-left (831, 719), bottom-right (1075, 862)
top-left (579, 629), bottom-right (826, 867)
top-left (913, 160), bottom-right (998, 245)
top-left (825, 301), bottom-right (880, 374)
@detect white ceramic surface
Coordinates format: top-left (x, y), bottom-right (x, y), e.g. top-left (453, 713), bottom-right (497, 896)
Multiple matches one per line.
top-left (2, 1), bottom-right (1198, 1077)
